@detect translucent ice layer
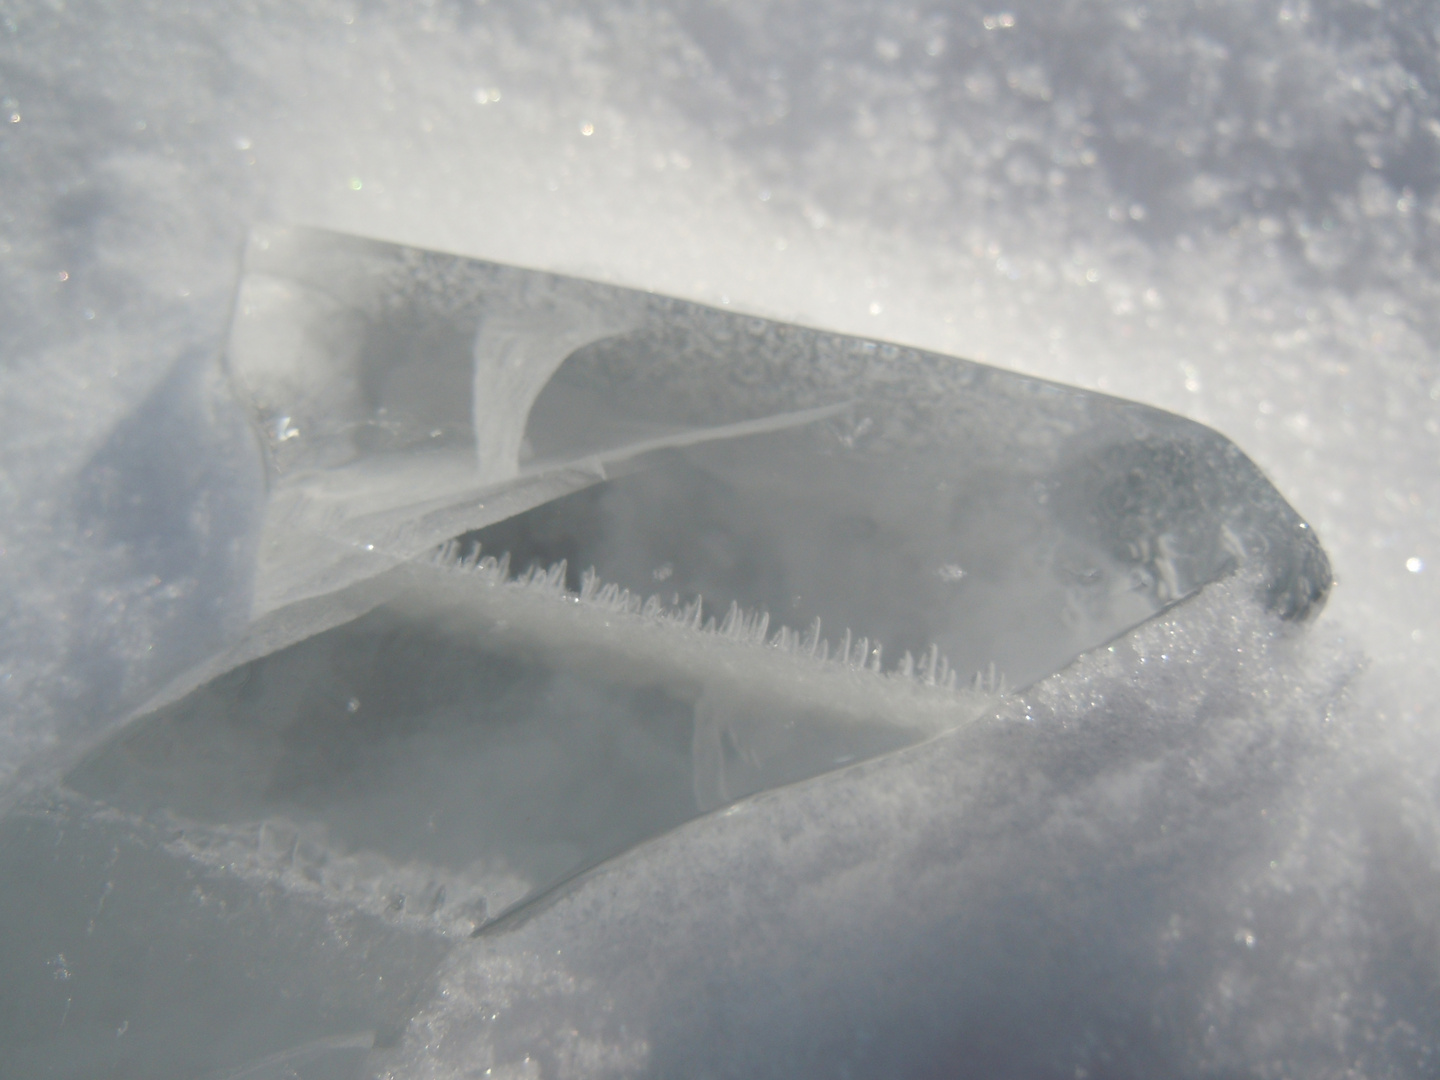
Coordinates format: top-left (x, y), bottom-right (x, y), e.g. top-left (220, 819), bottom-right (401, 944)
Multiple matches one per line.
top-left (161, 225), bottom-right (1330, 704)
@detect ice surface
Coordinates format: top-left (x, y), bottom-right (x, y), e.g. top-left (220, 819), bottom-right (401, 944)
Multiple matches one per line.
top-left (202, 224), bottom-right (1328, 689)
top-left (1, 0), bottom-right (1438, 1077)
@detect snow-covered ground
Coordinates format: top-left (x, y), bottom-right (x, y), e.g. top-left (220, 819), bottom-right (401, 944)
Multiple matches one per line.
top-left (1, 2), bottom-right (1437, 1077)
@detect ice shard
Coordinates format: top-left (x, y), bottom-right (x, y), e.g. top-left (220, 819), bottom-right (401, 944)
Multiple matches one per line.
top-left (0, 228), bottom-right (1331, 1078)
top-left (152, 225), bottom-right (1328, 709)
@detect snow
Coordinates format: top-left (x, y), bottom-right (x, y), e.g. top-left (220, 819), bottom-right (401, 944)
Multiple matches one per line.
top-left (1, 1), bottom-right (1438, 1076)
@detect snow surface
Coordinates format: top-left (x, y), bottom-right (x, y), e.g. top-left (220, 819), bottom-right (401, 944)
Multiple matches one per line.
top-left (1, 0), bottom-right (1439, 1077)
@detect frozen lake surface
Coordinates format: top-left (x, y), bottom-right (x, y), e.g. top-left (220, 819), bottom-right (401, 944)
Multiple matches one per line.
top-left (1, 1), bottom-right (1438, 1077)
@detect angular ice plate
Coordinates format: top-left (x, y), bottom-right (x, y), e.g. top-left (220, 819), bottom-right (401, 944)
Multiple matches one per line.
top-left (0, 226), bottom-right (1331, 1080)
top-left (159, 223), bottom-right (1328, 710)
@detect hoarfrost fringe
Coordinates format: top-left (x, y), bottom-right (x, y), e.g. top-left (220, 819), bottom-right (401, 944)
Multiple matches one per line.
top-left (430, 540), bottom-right (1007, 696)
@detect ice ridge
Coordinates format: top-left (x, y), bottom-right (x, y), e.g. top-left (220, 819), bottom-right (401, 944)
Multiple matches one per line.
top-left (430, 539), bottom-right (1006, 703)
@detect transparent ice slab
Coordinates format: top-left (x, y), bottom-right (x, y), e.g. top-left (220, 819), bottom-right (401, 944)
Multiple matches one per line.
top-left (0, 226), bottom-right (1331, 1079)
top-left (134, 224), bottom-right (1328, 716)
